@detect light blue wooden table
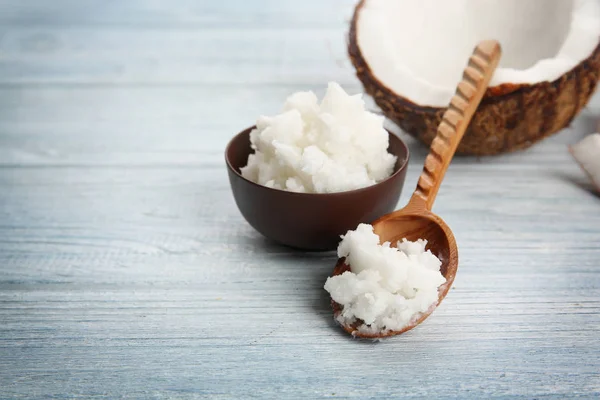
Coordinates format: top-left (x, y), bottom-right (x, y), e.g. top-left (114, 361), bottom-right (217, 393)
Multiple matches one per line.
top-left (1, 1), bottom-right (599, 398)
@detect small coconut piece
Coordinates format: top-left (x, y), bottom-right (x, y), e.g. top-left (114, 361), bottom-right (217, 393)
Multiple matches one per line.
top-left (349, 0), bottom-right (600, 155)
top-left (569, 133), bottom-right (600, 192)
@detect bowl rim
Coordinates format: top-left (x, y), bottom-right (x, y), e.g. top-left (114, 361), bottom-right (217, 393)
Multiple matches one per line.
top-left (225, 125), bottom-right (411, 198)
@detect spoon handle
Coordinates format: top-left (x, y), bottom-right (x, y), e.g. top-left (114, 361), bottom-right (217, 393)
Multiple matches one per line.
top-left (411, 40), bottom-right (502, 210)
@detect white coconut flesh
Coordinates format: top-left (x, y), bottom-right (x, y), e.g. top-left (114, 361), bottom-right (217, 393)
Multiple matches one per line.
top-left (357, 0), bottom-right (600, 107)
top-left (570, 133), bottom-right (600, 192)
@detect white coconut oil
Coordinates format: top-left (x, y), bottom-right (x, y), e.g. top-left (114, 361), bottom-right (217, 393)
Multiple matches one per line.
top-left (324, 223), bottom-right (446, 335)
top-left (240, 82), bottom-right (397, 194)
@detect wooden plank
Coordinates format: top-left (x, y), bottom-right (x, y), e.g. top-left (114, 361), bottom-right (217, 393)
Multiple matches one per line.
top-left (0, 0), bottom-right (352, 29)
top-left (0, 86), bottom-right (598, 167)
top-left (0, 27), bottom-right (354, 85)
top-left (2, 125), bottom-right (597, 398)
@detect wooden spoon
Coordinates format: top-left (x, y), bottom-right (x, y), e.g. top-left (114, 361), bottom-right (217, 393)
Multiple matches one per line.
top-left (330, 40), bottom-right (502, 339)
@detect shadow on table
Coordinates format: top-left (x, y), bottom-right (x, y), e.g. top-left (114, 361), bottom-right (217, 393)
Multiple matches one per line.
top-left (555, 171), bottom-right (600, 199)
top-left (241, 233), bottom-right (364, 339)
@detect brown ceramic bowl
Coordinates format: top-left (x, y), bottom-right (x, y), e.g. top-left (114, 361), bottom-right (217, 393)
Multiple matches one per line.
top-left (225, 126), bottom-right (410, 251)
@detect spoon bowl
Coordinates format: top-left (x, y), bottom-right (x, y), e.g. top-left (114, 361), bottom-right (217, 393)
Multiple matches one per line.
top-left (329, 39), bottom-right (502, 338)
top-left (332, 202), bottom-right (457, 338)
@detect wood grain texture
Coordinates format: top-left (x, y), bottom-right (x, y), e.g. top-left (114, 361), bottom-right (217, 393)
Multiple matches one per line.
top-left (415, 40), bottom-right (501, 209)
top-left (0, 1), bottom-right (599, 399)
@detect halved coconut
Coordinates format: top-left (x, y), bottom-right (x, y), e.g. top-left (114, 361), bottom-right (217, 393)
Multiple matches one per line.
top-left (349, 0), bottom-right (600, 155)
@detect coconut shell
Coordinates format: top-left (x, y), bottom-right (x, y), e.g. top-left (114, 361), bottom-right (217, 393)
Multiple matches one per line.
top-left (348, 0), bottom-right (600, 156)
